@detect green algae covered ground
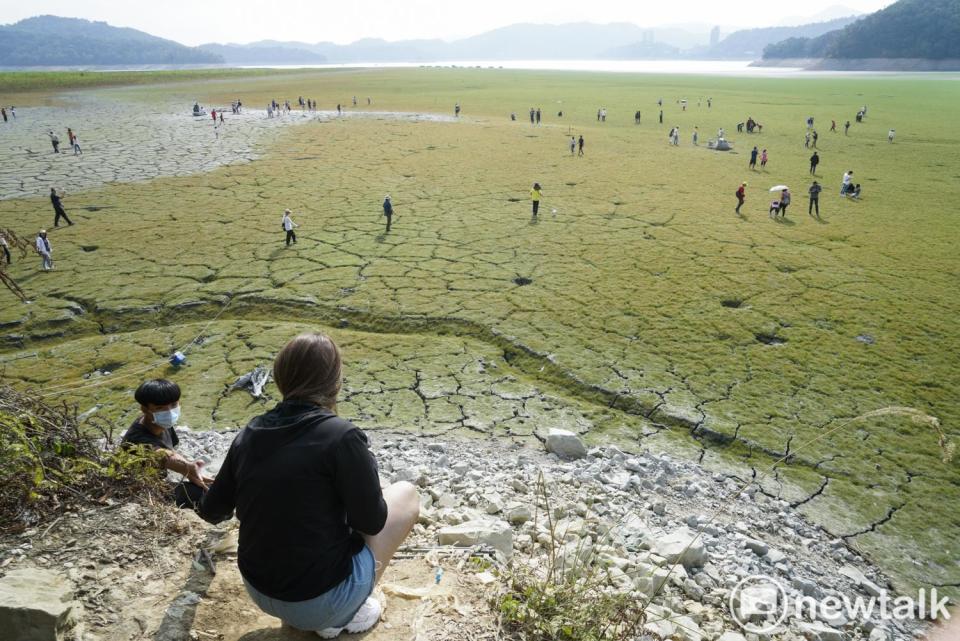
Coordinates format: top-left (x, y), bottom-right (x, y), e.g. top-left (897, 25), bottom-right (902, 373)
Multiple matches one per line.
top-left (1, 69), bottom-right (958, 594)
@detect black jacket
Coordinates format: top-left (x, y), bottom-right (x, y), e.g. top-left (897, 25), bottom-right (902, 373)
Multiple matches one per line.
top-left (199, 402), bottom-right (387, 601)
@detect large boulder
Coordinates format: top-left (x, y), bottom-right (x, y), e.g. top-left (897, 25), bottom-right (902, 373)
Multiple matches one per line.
top-left (652, 527), bottom-right (708, 569)
top-left (438, 519), bottom-right (513, 557)
top-left (544, 429), bottom-right (587, 459)
top-left (0, 568), bottom-right (79, 641)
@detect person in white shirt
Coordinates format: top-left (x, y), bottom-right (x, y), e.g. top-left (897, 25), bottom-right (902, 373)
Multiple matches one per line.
top-left (281, 209), bottom-right (299, 246)
top-left (888, 129), bottom-right (895, 143)
top-left (35, 230), bottom-right (53, 270)
top-left (841, 170), bottom-right (853, 197)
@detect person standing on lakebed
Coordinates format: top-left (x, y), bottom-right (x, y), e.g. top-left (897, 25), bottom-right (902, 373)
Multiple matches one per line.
top-left (281, 209), bottom-right (299, 246)
top-left (578, 135), bottom-right (584, 156)
top-left (530, 183), bottom-right (543, 218)
top-left (735, 182), bottom-right (746, 215)
top-left (808, 181), bottom-right (822, 218)
top-left (382, 195), bottom-right (393, 232)
top-left (50, 188), bottom-right (73, 227)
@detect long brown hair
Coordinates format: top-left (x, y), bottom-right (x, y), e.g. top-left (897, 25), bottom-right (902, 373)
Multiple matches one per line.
top-left (273, 333), bottom-right (342, 410)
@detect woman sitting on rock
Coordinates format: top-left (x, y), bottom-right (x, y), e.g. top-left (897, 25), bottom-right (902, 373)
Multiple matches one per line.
top-left (199, 332), bottom-right (420, 638)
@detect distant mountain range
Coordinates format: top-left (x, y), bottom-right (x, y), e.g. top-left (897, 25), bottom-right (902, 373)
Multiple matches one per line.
top-left (0, 16), bottom-right (221, 66)
top-left (201, 18), bottom-right (867, 64)
top-left (762, 0), bottom-right (960, 69)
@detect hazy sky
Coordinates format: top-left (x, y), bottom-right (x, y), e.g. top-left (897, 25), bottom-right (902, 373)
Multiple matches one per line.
top-left (0, 0), bottom-right (895, 45)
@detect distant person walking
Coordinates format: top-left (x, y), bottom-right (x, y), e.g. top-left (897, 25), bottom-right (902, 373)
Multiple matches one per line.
top-left (749, 146), bottom-right (758, 170)
top-left (830, 119), bottom-right (837, 133)
top-left (692, 127), bottom-right (698, 145)
top-left (808, 181), bottom-right (822, 218)
top-left (812, 130), bottom-right (818, 148)
top-left (530, 183), bottom-right (542, 218)
top-left (50, 188), bottom-right (73, 227)
top-left (809, 151), bottom-right (819, 175)
top-left (844, 120), bottom-right (851, 135)
top-left (569, 136), bottom-right (576, 155)
top-left (578, 135), bottom-right (584, 156)
top-left (35, 230), bottom-right (53, 271)
top-left (72, 134), bottom-right (82, 156)
top-left (535, 108), bottom-right (541, 125)
top-left (735, 182), bottom-right (746, 215)
top-left (0, 232), bottom-right (10, 265)
top-left (0, 107), bottom-right (6, 123)
top-left (778, 188), bottom-right (791, 218)
top-left (659, 109), bottom-right (663, 124)
top-left (888, 129), bottom-right (896, 143)
top-left (529, 107), bottom-right (535, 125)
top-left (760, 148), bottom-right (768, 169)
top-left (454, 102), bottom-right (461, 117)
top-left (382, 195), bottom-right (393, 232)
top-left (49, 131), bottom-right (60, 154)
top-left (281, 209), bottom-right (298, 246)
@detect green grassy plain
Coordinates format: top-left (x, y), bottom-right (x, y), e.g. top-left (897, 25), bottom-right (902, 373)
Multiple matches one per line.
top-left (1, 68), bottom-right (958, 593)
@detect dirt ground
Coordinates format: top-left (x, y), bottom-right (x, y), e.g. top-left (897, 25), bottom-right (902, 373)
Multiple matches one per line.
top-left (193, 543), bottom-right (498, 641)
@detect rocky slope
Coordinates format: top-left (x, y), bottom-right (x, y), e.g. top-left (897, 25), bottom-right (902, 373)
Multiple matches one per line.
top-left (0, 425), bottom-right (942, 640)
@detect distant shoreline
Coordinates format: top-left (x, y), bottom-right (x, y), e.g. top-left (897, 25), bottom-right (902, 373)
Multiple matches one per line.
top-left (2, 59), bottom-right (959, 77)
top-left (754, 57), bottom-right (960, 72)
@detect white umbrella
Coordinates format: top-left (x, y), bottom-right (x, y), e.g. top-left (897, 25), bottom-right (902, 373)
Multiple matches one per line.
top-left (769, 185), bottom-right (788, 192)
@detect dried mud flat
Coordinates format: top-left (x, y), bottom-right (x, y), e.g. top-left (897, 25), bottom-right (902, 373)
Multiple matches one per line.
top-left (1, 72), bottom-right (958, 599)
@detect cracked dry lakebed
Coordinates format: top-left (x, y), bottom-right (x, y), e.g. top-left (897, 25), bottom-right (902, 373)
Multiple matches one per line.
top-left (0, 68), bottom-right (958, 598)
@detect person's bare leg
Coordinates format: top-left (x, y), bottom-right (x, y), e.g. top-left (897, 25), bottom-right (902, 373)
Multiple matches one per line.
top-left (362, 481), bottom-right (420, 584)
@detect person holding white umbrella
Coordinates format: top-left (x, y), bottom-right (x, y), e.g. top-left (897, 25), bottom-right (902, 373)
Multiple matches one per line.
top-left (768, 185), bottom-right (788, 218)
top-left (778, 187), bottom-right (791, 218)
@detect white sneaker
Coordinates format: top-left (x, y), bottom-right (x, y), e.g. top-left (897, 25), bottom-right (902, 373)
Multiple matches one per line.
top-left (316, 596), bottom-right (382, 638)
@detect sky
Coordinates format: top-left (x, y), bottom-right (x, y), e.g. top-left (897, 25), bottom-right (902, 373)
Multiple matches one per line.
top-left (0, 0), bottom-right (896, 45)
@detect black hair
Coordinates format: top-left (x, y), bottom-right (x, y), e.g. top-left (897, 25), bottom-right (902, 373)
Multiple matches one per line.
top-left (135, 379), bottom-right (181, 406)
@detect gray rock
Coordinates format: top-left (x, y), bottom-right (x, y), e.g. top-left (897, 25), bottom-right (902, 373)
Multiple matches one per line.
top-left (0, 568), bottom-right (80, 641)
top-left (506, 504), bottom-right (533, 525)
top-left (745, 539), bottom-right (769, 556)
top-left (868, 627), bottom-right (891, 641)
top-left (544, 428), bottom-right (587, 459)
top-left (438, 519), bottom-right (513, 557)
top-left (652, 527), bottom-right (708, 569)
top-left (798, 621), bottom-right (844, 641)
top-left (766, 548), bottom-right (787, 564)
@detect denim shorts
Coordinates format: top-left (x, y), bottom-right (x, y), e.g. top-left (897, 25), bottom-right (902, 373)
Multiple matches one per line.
top-left (243, 545), bottom-right (376, 631)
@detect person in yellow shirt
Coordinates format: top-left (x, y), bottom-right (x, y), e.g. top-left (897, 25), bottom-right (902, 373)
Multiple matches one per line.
top-left (530, 183), bottom-right (543, 218)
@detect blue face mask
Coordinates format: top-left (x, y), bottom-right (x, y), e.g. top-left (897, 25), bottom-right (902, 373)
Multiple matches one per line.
top-left (152, 406), bottom-right (180, 428)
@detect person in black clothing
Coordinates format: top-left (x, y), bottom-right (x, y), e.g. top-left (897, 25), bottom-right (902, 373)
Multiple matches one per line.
top-left (577, 135), bottom-right (584, 156)
top-left (199, 333), bottom-right (419, 637)
top-left (50, 188), bottom-right (73, 227)
top-left (808, 181), bottom-right (822, 218)
top-left (121, 379), bottom-right (213, 509)
top-left (749, 146), bottom-right (758, 170)
top-left (809, 151), bottom-right (820, 175)
top-left (382, 195), bottom-right (393, 232)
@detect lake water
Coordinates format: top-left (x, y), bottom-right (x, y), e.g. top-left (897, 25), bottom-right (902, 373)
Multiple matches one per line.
top-left (244, 59), bottom-right (795, 75)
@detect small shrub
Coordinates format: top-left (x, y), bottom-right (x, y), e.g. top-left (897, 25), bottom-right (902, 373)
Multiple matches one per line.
top-left (0, 384), bottom-right (166, 533)
top-left (493, 473), bottom-right (647, 641)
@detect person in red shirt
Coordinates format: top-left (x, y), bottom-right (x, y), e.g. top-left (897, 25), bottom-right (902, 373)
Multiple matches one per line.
top-left (735, 182), bottom-right (746, 215)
